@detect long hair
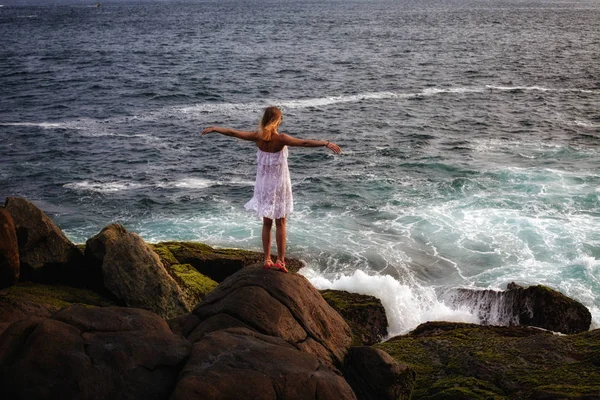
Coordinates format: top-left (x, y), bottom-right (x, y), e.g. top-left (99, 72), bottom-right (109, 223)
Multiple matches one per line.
top-left (258, 106), bottom-right (282, 142)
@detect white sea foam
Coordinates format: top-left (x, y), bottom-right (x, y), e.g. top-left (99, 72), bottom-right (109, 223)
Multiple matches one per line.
top-left (485, 85), bottom-right (600, 94)
top-left (302, 268), bottom-right (479, 336)
top-left (159, 178), bottom-right (215, 189)
top-left (0, 122), bottom-right (66, 129)
top-left (63, 177), bottom-right (254, 193)
top-left (63, 180), bottom-right (148, 193)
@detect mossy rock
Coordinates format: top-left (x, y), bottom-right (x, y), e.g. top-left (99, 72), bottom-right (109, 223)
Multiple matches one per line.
top-left (167, 263), bottom-right (218, 309)
top-left (376, 321), bottom-right (600, 400)
top-left (2, 282), bottom-right (116, 309)
top-left (153, 241), bottom-right (304, 282)
top-left (321, 289), bottom-right (388, 346)
top-left (425, 376), bottom-right (507, 399)
top-left (0, 282), bottom-right (117, 334)
top-left (527, 384), bottom-right (600, 399)
top-left (150, 243), bottom-right (180, 267)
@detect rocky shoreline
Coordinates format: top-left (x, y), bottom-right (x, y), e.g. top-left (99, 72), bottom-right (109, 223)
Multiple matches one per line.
top-left (1, 196), bottom-right (599, 399)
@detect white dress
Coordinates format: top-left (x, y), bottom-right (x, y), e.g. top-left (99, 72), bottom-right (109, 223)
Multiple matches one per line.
top-left (245, 147), bottom-right (294, 219)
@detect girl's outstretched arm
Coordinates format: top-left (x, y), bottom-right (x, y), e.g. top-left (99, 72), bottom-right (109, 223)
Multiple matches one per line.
top-left (202, 126), bottom-right (260, 141)
top-left (280, 134), bottom-right (342, 154)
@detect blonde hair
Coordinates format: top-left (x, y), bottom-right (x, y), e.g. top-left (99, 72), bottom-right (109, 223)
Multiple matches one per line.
top-left (258, 106), bottom-right (282, 142)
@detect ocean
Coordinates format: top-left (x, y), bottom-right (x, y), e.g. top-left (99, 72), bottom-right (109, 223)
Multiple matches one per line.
top-left (1, 0), bottom-right (599, 335)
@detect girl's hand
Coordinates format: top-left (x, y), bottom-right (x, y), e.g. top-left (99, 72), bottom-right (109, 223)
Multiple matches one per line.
top-left (326, 141), bottom-right (342, 154)
top-left (202, 126), bottom-right (216, 135)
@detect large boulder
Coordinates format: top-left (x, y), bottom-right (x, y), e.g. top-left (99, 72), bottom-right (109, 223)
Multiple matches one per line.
top-left (153, 241), bottom-right (304, 282)
top-left (321, 289), bottom-right (388, 345)
top-left (85, 224), bottom-right (190, 319)
top-left (182, 265), bottom-right (353, 367)
top-left (0, 207), bottom-right (19, 288)
top-left (377, 321), bottom-right (600, 399)
top-left (0, 305), bottom-right (191, 400)
top-left (443, 282), bottom-right (591, 334)
top-left (0, 282), bottom-right (117, 336)
top-left (4, 197), bottom-right (85, 284)
top-left (172, 327), bottom-right (357, 400)
top-left (343, 346), bottom-right (415, 400)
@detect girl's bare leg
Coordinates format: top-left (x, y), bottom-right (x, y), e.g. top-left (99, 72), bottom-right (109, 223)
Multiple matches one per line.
top-left (275, 217), bottom-right (286, 263)
top-left (262, 217), bottom-right (273, 262)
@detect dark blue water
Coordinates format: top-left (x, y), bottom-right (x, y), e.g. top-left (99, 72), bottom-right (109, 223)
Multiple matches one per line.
top-left (1, 0), bottom-right (599, 333)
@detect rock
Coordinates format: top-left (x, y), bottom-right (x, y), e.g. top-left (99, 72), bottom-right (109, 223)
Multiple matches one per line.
top-left (443, 283), bottom-right (592, 334)
top-left (85, 224), bottom-right (190, 319)
top-left (377, 322), bottom-right (600, 399)
top-left (0, 305), bottom-right (191, 400)
top-left (4, 197), bottom-right (85, 284)
top-left (321, 289), bottom-right (388, 345)
top-left (0, 282), bottom-right (117, 335)
top-left (0, 207), bottom-right (19, 288)
top-left (172, 327), bottom-right (357, 400)
top-left (343, 346), bottom-right (415, 400)
top-left (183, 264), bottom-right (352, 367)
top-left (153, 241), bottom-right (304, 282)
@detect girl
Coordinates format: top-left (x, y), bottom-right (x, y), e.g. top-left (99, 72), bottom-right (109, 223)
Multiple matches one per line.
top-left (202, 106), bottom-right (341, 273)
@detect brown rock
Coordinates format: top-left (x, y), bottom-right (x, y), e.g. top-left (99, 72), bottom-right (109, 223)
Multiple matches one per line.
top-left (183, 264), bottom-right (352, 367)
top-left (172, 327), bottom-right (357, 400)
top-left (0, 207), bottom-right (19, 288)
top-left (4, 197), bottom-right (85, 284)
top-left (0, 305), bottom-right (191, 400)
top-left (321, 289), bottom-right (388, 345)
top-left (85, 224), bottom-right (190, 319)
top-left (343, 346), bottom-right (415, 400)
top-left (445, 283), bottom-right (591, 334)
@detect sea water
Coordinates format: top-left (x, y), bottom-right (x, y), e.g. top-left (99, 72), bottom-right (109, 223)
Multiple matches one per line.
top-left (1, 0), bottom-right (599, 336)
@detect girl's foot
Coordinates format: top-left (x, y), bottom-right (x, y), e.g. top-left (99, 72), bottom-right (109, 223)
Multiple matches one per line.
top-left (263, 259), bottom-right (275, 269)
top-left (274, 260), bottom-right (288, 273)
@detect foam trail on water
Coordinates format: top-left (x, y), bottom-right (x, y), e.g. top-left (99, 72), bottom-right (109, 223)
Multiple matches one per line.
top-left (302, 268), bottom-right (479, 337)
top-left (485, 85), bottom-right (600, 94)
top-left (0, 122), bottom-right (66, 129)
top-left (7, 85), bottom-right (597, 130)
top-left (63, 177), bottom-right (252, 193)
top-left (63, 181), bottom-right (149, 193)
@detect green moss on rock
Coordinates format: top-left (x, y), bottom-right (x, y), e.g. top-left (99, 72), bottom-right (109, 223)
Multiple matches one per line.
top-left (152, 241), bottom-right (304, 282)
top-left (426, 376), bottom-right (507, 400)
top-left (376, 322), bottom-right (600, 400)
top-left (166, 263), bottom-right (218, 309)
top-left (171, 264), bottom-right (218, 297)
top-left (528, 384), bottom-right (600, 399)
top-left (150, 243), bottom-right (180, 267)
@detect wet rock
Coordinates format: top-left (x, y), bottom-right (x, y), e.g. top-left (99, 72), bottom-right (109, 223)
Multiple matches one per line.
top-left (182, 264), bottom-right (352, 367)
top-left (321, 289), bottom-right (388, 345)
top-left (85, 224), bottom-right (190, 319)
top-left (0, 305), bottom-right (191, 400)
top-left (172, 327), bottom-right (357, 400)
top-left (4, 197), bottom-right (85, 284)
top-left (343, 346), bottom-right (415, 400)
top-left (444, 282), bottom-right (591, 334)
top-left (153, 241), bottom-right (304, 282)
top-left (377, 322), bottom-right (600, 399)
top-left (0, 207), bottom-right (19, 288)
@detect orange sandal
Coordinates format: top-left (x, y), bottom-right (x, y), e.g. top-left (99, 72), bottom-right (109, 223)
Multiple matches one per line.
top-left (274, 260), bottom-right (288, 273)
top-left (263, 260), bottom-right (275, 269)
